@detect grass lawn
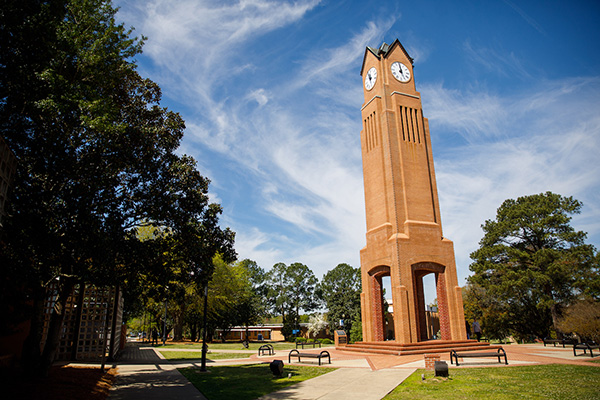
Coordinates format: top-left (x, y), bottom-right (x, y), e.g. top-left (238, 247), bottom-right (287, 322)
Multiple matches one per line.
top-left (160, 341), bottom-right (331, 351)
top-left (159, 350), bottom-right (251, 361)
top-left (384, 364), bottom-right (600, 400)
top-left (179, 364), bottom-right (334, 400)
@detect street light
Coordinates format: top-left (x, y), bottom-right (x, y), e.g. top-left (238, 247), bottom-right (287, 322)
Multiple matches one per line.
top-left (163, 286), bottom-right (169, 345)
top-left (200, 283), bottom-right (209, 372)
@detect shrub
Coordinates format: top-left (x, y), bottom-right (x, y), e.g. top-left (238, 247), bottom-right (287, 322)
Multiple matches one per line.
top-left (557, 299), bottom-right (600, 342)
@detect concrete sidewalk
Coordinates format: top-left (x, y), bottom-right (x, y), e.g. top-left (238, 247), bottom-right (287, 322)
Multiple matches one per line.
top-left (258, 367), bottom-right (415, 400)
top-left (106, 340), bottom-right (600, 400)
top-left (109, 362), bottom-right (207, 400)
top-left (108, 342), bottom-right (414, 400)
top-left (108, 342), bottom-right (207, 400)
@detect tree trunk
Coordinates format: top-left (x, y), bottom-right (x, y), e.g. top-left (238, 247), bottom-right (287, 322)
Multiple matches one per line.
top-left (173, 308), bottom-right (184, 341)
top-left (550, 303), bottom-right (563, 337)
top-left (190, 323), bottom-right (197, 342)
top-left (39, 278), bottom-right (75, 376)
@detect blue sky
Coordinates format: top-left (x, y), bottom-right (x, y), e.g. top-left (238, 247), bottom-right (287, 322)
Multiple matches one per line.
top-left (115, 0), bottom-right (600, 292)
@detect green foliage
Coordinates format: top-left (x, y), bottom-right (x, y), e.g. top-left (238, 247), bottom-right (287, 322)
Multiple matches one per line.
top-left (468, 192), bottom-right (598, 339)
top-left (317, 263), bottom-right (361, 335)
top-left (557, 299), bottom-right (600, 342)
top-left (267, 262), bottom-right (318, 319)
top-left (206, 255), bottom-right (255, 337)
top-left (0, 0), bottom-right (235, 373)
top-left (281, 311), bottom-right (299, 341)
top-left (350, 314), bottom-right (363, 343)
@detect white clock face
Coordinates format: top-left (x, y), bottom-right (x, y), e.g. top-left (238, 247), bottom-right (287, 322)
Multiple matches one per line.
top-left (364, 67), bottom-right (377, 90)
top-left (391, 62), bottom-right (411, 83)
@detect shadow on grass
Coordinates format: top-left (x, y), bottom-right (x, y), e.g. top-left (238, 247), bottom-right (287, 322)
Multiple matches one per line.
top-left (179, 363), bottom-right (334, 400)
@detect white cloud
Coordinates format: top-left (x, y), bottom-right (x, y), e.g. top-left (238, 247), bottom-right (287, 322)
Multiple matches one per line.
top-left (427, 77), bottom-right (600, 283)
top-left (246, 88), bottom-right (269, 106)
top-left (422, 83), bottom-right (508, 142)
top-left (463, 39), bottom-right (531, 80)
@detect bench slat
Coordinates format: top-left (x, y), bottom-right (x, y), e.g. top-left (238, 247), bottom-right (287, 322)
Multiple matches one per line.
top-left (450, 348), bottom-right (508, 366)
top-left (288, 349), bottom-right (331, 365)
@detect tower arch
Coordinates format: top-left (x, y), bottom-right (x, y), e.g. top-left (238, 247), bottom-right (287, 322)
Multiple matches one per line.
top-left (366, 265), bottom-right (391, 342)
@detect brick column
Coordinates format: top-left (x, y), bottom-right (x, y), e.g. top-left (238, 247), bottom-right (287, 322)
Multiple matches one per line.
top-left (371, 275), bottom-right (384, 341)
top-left (424, 353), bottom-right (440, 370)
top-left (436, 272), bottom-right (451, 340)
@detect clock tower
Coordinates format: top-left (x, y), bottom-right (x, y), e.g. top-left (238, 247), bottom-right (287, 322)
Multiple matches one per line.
top-left (359, 40), bottom-right (466, 343)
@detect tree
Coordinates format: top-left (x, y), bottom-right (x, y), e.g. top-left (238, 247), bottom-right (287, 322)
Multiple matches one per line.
top-left (267, 262), bottom-right (318, 319)
top-left (556, 300), bottom-right (600, 342)
top-left (266, 262), bottom-right (318, 340)
top-left (349, 314), bottom-right (363, 343)
top-left (317, 263), bottom-right (361, 335)
top-left (307, 313), bottom-right (327, 338)
top-left (0, 0), bottom-right (235, 374)
top-left (236, 259), bottom-right (269, 338)
top-left (468, 192), bottom-right (598, 340)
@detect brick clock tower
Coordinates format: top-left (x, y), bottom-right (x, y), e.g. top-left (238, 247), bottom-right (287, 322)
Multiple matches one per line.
top-left (359, 40), bottom-right (466, 343)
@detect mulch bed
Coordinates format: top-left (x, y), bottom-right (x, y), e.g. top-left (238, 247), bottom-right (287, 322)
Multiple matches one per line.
top-left (5, 365), bottom-right (117, 400)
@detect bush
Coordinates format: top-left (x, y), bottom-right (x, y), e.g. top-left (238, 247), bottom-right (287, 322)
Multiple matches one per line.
top-left (350, 317), bottom-right (362, 343)
top-left (557, 299), bottom-right (600, 342)
top-left (321, 338), bottom-right (333, 344)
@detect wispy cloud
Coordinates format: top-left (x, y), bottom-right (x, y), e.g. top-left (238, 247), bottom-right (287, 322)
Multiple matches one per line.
top-left (422, 83), bottom-right (508, 142)
top-left (115, 1), bottom-right (599, 284)
top-left (503, 0), bottom-right (546, 35)
top-left (427, 77), bottom-right (600, 281)
top-left (463, 39), bottom-right (531, 80)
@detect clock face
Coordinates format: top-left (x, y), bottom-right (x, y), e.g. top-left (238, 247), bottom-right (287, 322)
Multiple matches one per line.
top-left (391, 61), bottom-right (411, 83)
top-left (364, 67), bottom-right (377, 90)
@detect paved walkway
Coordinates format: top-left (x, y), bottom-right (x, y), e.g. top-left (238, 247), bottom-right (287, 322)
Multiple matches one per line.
top-left (257, 368), bottom-right (414, 400)
top-left (101, 340), bottom-right (600, 400)
top-left (108, 342), bottom-right (206, 400)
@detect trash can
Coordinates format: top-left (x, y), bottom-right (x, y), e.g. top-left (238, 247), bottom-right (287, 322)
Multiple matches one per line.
top-left (270, 359), bottom-right (284, 377)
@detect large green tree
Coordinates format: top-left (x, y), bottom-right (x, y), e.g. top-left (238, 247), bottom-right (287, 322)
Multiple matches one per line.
top-left (317, 263), bottom-right (361, 335)
top-left (0, 0), bottom-right (235, 374)
top-left (267, 262), bottom-right (318, 339)
top-left (468, 192), bottom-right (598, 340)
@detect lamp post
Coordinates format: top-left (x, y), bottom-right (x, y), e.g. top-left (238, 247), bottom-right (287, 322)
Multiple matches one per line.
top-left (162, 285), bottom-right (169, 346)
top-left (162, 298), bottom-right (168, 345)
top-left (200, 283), bottom-right (209, 372)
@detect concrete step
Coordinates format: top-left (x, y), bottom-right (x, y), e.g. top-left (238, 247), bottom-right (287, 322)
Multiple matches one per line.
top-left (337, 340), bottom-right (501, 356)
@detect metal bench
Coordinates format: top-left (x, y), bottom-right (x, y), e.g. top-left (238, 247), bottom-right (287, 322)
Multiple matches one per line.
top-left (258, 344), bottom-right (274, 356)
top-left (450, 348), bottom-right (508, 366)
top-left (573, 342), bottom-right (600, 357)
top-left (296, 341), bottom-right (322, 349)
top-left (288, 349), bottom-right (330, 365)
top-left (543, 338), bottom-right (576, 348)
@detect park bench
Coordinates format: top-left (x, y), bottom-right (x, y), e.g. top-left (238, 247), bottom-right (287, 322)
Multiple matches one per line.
top-left (295, 340), bottom-right (322, 349)
top-left (288, 349), bottom-right (331, 365)
top-left (573, 342), bottom-right (600, 357)
top-left (450, 347), bottom-right (508, 366)
top-left (543, 338), bottom-right (577, 348)
top-left (258, 344), bottom-right (274, 356)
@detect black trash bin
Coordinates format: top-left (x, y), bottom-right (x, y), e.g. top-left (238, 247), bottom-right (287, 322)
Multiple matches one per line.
top-left (270, 359), bottom-right (284, 377)
top-left (434, 360), bottom-right (449, 377)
